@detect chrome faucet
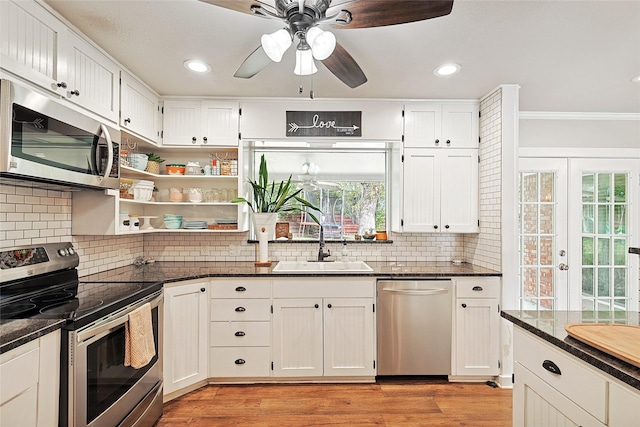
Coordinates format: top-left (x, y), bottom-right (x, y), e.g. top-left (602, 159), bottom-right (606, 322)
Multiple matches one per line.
top-left (317, 226), bottom-right (331, 261)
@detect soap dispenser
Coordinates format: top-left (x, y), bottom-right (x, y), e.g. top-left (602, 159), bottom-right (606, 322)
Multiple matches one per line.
top-left (341, 241), bottom-right (349, 261)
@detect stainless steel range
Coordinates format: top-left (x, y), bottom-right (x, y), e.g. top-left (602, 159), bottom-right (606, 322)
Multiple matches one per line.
top-left (0, 242), bottom-right (163, 427)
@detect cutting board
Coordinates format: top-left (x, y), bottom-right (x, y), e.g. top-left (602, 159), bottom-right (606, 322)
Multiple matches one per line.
top-left (565, 323), bottom-right (640, 368)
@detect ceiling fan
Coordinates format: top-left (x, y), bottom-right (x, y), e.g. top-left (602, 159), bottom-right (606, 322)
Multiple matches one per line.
top-left (199, 0), bottom-right (454, 88)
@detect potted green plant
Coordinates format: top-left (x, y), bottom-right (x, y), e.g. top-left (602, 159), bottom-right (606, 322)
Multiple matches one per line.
top-left (145, 153), bottom-right (165, 174)
top-left (233, 154), bottom-right (320, 239)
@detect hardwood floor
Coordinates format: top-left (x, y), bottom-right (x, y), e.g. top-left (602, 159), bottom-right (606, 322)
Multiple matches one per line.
top-left (156, 378), bottom-right (512, 426)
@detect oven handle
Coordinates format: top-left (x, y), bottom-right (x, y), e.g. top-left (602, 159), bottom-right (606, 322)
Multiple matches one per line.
top-left (77, 290), bottom-right (162, 344)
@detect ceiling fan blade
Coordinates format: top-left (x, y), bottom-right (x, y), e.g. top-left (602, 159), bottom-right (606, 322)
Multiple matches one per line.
top-left (327, 0), bottom-right (454, 29)
top-left (321, 42), bottom-right (367, 88)
top-left (234, 46), bottom-right (272, 78)
top-left (198, 0), bottom-right (275, 18)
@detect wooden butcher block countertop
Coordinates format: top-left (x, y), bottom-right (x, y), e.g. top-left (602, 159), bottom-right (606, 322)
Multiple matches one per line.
top-left (565, 323), bottom-right (640, 368)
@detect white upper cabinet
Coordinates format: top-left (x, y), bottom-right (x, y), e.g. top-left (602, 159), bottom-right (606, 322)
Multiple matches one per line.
top-left (120, 71), bottom-right (161, 142)
top-left (163, 100), bottom-right (239, 146)
top-left (404, 102), bottom-right (479, 148)
top-left (0, 1), bottom-right (120, 122)
top-left (402, 148), bottom-right (479, 233)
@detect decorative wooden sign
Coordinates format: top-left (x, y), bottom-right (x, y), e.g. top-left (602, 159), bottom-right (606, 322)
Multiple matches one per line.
top-left (286, 111), bottom-right (362, 137)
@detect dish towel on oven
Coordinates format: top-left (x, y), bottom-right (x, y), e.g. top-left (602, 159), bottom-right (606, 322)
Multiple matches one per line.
top-left (124, 302), bottom-right (155, 369)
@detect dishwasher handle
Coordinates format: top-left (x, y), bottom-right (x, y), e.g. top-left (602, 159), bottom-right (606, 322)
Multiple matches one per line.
top-left (381, 288), bottom-right (449, 296)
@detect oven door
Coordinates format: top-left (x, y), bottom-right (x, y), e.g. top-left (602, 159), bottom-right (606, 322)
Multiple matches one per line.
top-left (0, 79), bottom-right (119, 189)
top-left (71, 291), bottom-right (163, 427)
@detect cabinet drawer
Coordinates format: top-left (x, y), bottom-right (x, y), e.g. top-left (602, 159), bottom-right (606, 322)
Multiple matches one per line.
top-left (210, 347), bottom-right (271, 378)
top-left (210, 322), bottom-right (270, 347)
top-left (455, 277), bottom-right (500, 298)
top-left (211, 280), bottom-right (271, 299)
top-left (514, 329), bottom-right (606, 423)
top-left (0, 343), bottom-right (39, 405)
top-left (210, 299), bottom-right (271, 321)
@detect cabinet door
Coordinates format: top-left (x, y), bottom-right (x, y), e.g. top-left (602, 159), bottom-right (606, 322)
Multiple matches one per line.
top-left (404, 103), bottom-right (440, 148)
top-left (609, 381), bottom-right (640, 427)
top-left (454, 297), bottom-right (499, 376)
top-left (162, 100), bottom-right (202, 146)
top-left (0, 0), bottom-right (66, 95)
top-left (272, 299), bottom-right (323, 377)
top-left (323, 298), bottom-right (375, 377)
top-left (513, 362), bottom-right (605, 427)
top-left (120, 71), bottom-right (160, 142)
top-left (440, 150), bottom-right (479, 233)
top-left (163, 282), bottom-right (208, 395)
top-left (63, 30), bottom-right (120, 122)
top-left (402, 148), bottom-right (440, 232)
top-left (201, 101), bottom-right (239, 146)
top-left (441, 103), bottom-right (479, 148)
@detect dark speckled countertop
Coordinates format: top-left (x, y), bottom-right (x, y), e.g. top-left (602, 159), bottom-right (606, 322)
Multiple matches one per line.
top-left (81, 260), bottom-right (501, 283)
top-left (1, 261), bottom-right (500, 354)
top-left (502, 310), bottom-right (640, 391)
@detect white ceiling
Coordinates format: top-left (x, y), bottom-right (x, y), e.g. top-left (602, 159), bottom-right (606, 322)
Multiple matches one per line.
top-left (44, 0), bottom-right (640, 113)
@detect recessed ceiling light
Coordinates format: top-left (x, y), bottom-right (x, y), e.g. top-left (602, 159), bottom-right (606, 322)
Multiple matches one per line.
top-left (184, 59), bottom-right (211, 73)
top-left (434, 63), bottom-right (461, 77)
top-left (632, 75), bottom-right (640, 83)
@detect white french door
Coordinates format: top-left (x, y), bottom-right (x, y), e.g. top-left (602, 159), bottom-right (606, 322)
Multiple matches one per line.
top-left (518, 157), bottom-right (638, 312)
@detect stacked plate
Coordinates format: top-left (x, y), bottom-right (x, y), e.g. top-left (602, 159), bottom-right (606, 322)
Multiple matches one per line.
top-left (184, 220), bottom-right (207, 229)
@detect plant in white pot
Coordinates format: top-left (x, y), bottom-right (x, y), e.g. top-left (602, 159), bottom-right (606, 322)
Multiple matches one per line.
top-left (233, 154), bottom-right (320, 239)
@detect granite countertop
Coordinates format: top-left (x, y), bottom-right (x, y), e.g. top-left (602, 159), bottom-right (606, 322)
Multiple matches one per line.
top-left (0, 319), bottom-right (66, 354)
top-left (81, 260), bottom-right (501, 283)
top-left (502, 310), bottom-right (640, 391)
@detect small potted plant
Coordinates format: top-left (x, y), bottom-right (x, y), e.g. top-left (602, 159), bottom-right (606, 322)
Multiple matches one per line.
top-left (145, 153), bottom-right (165, 174)
top-left (233, 154), bottom-right (320, 239)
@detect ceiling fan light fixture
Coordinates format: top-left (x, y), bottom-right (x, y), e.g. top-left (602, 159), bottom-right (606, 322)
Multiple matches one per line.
top-left (434, 63), bottom-right (461, 77)
top-left (306, 27), bottom-right (336, 60)
top-left (294, 48), bottom-right (318, 75)
top-left (261, 28), bottom-right (292, 62)
top-left (632, 75), bottom-right (640, 83)
top-left (183, 59), bottom-right (211, 73)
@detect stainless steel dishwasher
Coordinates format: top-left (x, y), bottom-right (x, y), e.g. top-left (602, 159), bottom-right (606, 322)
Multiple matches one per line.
top-left (377, 279), bottom-right (452, 375)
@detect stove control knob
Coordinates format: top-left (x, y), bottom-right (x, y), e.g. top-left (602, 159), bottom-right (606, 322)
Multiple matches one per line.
top-left (67, 247), bottom-right (76, 255)
top-left (58, 248), bottom-right (67, 256)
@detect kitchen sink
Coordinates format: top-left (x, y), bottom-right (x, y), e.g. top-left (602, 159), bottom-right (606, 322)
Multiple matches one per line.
top-left (272, 260), bottom-right (373, 273)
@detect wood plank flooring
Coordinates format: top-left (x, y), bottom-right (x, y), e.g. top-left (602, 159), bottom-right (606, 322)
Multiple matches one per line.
top-left (156, 378), bottom-right (512, 426)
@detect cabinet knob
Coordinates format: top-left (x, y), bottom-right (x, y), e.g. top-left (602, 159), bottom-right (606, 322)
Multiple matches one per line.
top-left (200, 288), bottom-right (206, 292)
top-left (433, 225), bottom-right (438, 230)
top-left (234, 359), bottom-right (246, 365)
top-left (542, 359), bottom-right (562, 375)
top-left (203, 136), bottom-right (208, 143)
top-left (445, 225), bottom-right (450, 229)
top-left (435, 139), bottom-right (440, 146)
top-left (235, 306), bottom-right (246, 312)
top-left (69, 90), bottom-right (80, 97)
top-left (57, 81), bottom-right (67, 89)
top-left (446, 139), bottom-right (451, 146)
top-left (235, 286), bottom-right (246, 292)
top-left (124, 118), bottom-right (131, 125)
top-left (461, 303), bottom-right (467, 308)
top-left (192, 137), bottom-right (197, 143)
top-left (327, 303), bottom-right (332, 308)
top-left (314, 304), bottom-right (319, 309)
top-left (235, 331), bottom-right (245, 337)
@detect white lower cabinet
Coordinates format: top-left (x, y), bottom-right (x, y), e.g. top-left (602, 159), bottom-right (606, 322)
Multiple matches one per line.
top-left (272, 278), bottom-right (376, 379)
top-left (0, 330), bottom-right (60, 427)
top-left (163, 280), bottom-right (209, 397)
top-left (209, 279), bottom-right (272, 379)
top-left (513, 326), bottom-right (639, 427)
top-left (452, 277), bottom-right (500, 377)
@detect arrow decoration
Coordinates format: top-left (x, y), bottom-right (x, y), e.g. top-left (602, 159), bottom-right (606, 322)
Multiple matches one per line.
top-left (286, 111), bottom-right (362, 137)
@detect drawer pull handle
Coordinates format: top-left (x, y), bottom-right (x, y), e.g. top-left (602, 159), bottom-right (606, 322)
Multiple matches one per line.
top-left (472, 286), bottom-right (483, 292)
top-left (235, 331), bottom-right (245, 337)
top-left (235, 307), bottom-right (246, 312)
top-left (542, 359), bottom-right (561, 375)
top-left (235, 359), bottom-right (246, 365)
top-left (235, 286), bottom-right (246, 292)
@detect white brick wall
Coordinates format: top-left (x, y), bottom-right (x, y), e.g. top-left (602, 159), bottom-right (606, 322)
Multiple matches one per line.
top-left (464, 87), bottom-right (503, 271)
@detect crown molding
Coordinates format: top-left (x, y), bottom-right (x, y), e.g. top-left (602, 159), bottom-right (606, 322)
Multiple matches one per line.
top-left (520, 111), bottom-right (640, 120)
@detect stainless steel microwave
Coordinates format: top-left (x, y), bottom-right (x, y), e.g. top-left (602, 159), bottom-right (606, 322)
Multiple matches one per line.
top-left (0, 79), bottom-right (119, 190)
